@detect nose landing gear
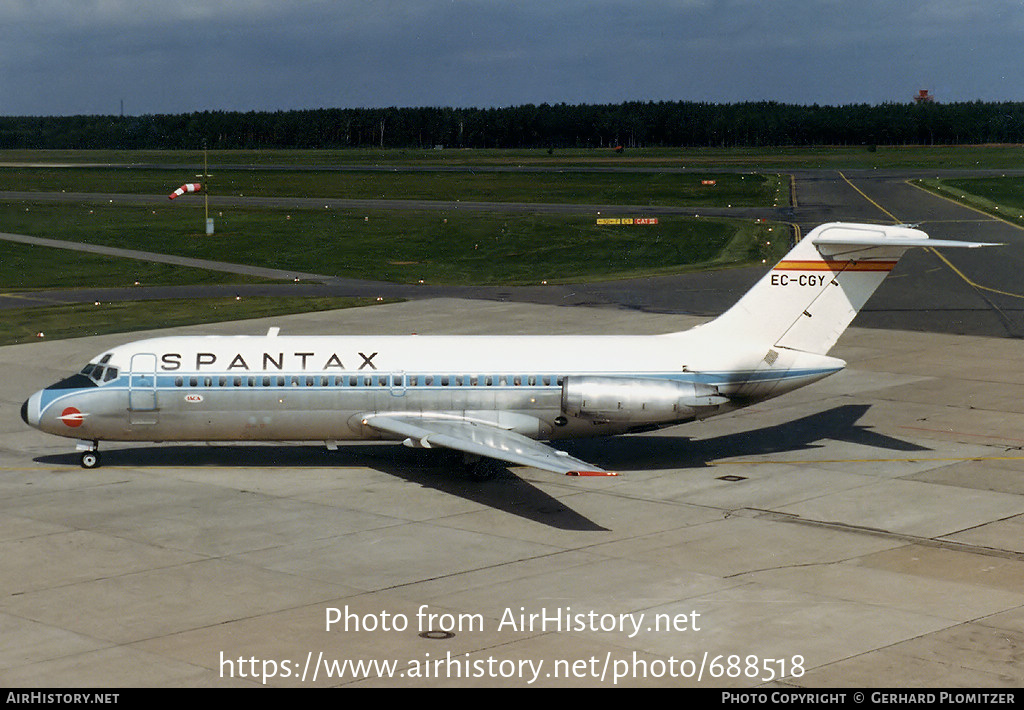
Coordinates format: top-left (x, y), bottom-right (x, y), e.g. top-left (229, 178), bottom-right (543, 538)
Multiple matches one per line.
top-left (76, 441), bottom-right (100, 469)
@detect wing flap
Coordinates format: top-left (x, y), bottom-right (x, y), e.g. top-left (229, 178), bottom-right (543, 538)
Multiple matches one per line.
top-left (361, 414), bottom-right (616, 476)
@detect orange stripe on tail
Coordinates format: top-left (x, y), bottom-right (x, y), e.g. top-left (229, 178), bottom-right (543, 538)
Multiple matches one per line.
top-left (775, 260), bottom-right (897, 272)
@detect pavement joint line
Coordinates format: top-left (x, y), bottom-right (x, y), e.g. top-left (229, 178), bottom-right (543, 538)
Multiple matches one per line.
top-left (746, 509), bottom-right (1024, 562)
top-left (898, 424), bottom-right (1024, 443)
top-left (714, 455), bottom-right (1024, 465)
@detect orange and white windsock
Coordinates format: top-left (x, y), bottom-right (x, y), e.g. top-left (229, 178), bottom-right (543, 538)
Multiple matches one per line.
top-left (168, 183), bottom-right (202, 200)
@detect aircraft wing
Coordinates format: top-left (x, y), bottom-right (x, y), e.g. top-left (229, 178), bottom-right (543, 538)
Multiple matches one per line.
top-left (360, 414), bottom-right (617, 476)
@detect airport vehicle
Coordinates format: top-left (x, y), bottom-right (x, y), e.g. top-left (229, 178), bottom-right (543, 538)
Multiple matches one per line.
top-left (21, 222), bottom-right (992, 475)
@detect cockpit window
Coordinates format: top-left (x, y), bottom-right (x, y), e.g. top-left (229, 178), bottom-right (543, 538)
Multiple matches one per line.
top-left (79, 362), bottom-right (118, 384)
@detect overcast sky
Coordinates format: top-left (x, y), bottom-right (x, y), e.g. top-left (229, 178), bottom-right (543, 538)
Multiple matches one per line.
top-left (4, 0), bottom-right (1024, 116)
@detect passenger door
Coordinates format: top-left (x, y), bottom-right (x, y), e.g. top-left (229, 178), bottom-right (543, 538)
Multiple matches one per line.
top-left (128, 353), bottom-right (159, 425)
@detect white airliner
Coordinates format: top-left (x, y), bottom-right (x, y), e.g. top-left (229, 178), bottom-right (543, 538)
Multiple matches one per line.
top-left (21, 222), bottom-right (992, 476)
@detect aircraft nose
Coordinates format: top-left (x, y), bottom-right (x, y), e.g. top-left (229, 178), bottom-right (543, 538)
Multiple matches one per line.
top-left (21, 391), bottom-right (41, 428)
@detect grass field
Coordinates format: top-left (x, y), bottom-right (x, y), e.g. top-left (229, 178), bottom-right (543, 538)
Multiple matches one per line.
top-left (0, 297), bottom-right (393, 346)
top-left (0, 201), bottom-right (785, 287)
top-left (3, 144), bottom-right (1023, 169)
top-left (1, 143), bottom-right (1019, 343)
top-left (0, 237), bottom-right (272, 290)
top-left (0, 146), bottom-right (804, 342)
top-left (913, 176), bottom-right (1024, 226)
top-left (0, 165), bottom-right (784, 208)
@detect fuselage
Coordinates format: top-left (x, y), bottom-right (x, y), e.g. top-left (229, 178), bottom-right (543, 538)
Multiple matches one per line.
top-left (21, 330), bottom-right (845, 445)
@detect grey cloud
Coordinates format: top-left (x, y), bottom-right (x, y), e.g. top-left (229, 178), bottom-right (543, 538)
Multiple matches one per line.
top-left (2, 0), bottom-right (1023, 115)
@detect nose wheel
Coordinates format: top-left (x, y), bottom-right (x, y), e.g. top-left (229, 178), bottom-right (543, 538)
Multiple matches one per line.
top-left (77, 441), bottom-right (100, 469)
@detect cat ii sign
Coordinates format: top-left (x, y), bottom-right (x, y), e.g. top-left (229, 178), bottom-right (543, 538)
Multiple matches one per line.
top-left (596, 217), bottom-right (659, 225)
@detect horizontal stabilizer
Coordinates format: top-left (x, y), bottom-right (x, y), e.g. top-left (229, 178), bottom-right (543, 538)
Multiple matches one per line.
top-left (813, 235), bottom-right (999, 250)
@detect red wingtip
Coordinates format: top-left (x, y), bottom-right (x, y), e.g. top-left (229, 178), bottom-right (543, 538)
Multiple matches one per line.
top-left (566, 470), bottom-right (619, 477)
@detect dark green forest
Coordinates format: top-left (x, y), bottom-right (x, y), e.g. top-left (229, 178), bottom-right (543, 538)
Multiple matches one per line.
top-left (3, 100), bottom-right (1024, 150)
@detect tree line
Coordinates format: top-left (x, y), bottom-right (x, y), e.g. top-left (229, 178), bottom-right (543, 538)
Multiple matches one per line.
top-left (3, 100), bottom-right (1024, 150)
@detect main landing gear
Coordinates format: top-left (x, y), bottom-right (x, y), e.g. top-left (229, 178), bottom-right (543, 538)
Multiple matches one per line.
top-left (463, 454), bottom-right (501, 481)
top-left (77, 441), bottom-right (100, 469)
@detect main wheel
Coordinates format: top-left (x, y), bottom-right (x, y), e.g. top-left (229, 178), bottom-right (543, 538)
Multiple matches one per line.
top-left (80, 451), bottom-right (100, 469)
top-left (466, 458), bottom-right (499, 481)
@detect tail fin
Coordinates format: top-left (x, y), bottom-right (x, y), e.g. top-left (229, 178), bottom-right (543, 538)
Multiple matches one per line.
top-left (698, 222), bottom-right (994, 355)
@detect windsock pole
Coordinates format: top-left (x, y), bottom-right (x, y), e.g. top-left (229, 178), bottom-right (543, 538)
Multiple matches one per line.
top-left (203, 146), bottom-right (212, 235)
top-left (167, 146), bottom-right (213, 234)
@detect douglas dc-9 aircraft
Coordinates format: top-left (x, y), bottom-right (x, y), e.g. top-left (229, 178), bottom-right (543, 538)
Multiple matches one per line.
top-left (21, 223), bottom-right (992, 476)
